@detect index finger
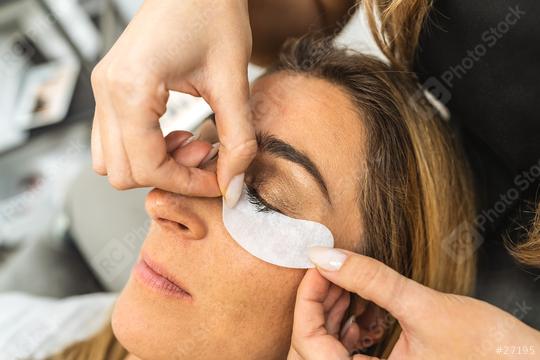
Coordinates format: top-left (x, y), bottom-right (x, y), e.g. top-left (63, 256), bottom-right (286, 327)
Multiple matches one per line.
top-left (205, 63), bottom-right (257, 197)
top-left (308, 248), bottom-right (435, 325)
top-left (117, 88), bottom-right (220, 196)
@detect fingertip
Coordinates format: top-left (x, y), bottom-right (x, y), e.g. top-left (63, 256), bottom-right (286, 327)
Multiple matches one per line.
top-left (215, 131), bottom-right (257, 196)
top-left (171, 140), bottom-right (212, 167)
top-left (92, 162), bottom-right (107, 176)
top-left (223, 172), bottom-right (245, 208)
top-left (165, 130), bottom-right (197, 152)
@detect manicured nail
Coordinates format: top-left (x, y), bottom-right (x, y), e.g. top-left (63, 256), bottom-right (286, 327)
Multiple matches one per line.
top-left (340, 315), bottom-right (356, 339)
top-left (308, 246), bottom-right (347, 271)
top-left (225, 173), bottom-right (244, 208)
top-left (180, 133), bottom-right (200, 147)
top-left (200, 142), bottom-right (220, 167)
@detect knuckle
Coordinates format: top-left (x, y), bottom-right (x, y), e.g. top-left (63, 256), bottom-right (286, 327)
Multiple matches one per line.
top-left (130, 167), bottom-right (151, 186)
top-left (178, 172), bottom-right (194, 194)
top-left (350, 257), bottom-right (384, 293)
top-left (225, 139), bottom-right (258, 162)
top-left (104, 65), bottom-right (132, 88)
top-left (130, 162), bottom-right (160, 186)
top-left (108, 173), bottom-right (132, 190)
top-left (104, 67), bottom-right (160, 107)
top-left (92, 162), bottom-right (107, 176)
top-left (90, 64), bottom-right (104, 88)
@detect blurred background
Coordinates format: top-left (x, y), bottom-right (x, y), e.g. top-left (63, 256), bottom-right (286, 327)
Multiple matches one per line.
top-left (0, 0), bottom-right (146, 296)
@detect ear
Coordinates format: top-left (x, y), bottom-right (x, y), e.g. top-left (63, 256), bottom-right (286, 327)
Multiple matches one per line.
top-left (339, 296), bottom-right (388, 354)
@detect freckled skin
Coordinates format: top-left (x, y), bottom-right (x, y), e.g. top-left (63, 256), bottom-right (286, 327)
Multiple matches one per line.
top-left (112, 73), bottom-right (365, 360)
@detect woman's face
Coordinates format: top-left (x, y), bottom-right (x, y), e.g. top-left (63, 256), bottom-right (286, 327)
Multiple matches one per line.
top-left (112, 72), bottom-right (366, 360)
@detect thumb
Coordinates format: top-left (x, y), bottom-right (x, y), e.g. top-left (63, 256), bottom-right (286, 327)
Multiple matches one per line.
top-left (290, 269), bottom-right (351, 360)
top-left (205, 62), bottom-right (257, 206)
top-left (308, 247), bottom-right (437, 327)
top-left (292, 269), bottom-right (332, 339)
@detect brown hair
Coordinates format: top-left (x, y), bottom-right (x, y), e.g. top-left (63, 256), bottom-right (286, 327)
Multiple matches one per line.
top-left (508, 203), bottom-right (540, 268)
top-left (362, 0), bottom-right (540, 268)
top-left (271, 35), bottom-right (476, 356)
top-left (48, 322), bottom-right (127, 360)
top-left (50, 33), bottom-right (476, 359)
top-left (361, 0), bottom-right (433, 69)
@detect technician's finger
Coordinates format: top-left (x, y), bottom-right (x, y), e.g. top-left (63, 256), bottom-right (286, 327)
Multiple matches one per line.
top-left (326, 291), bottom-right (350, 337)
top-left (323, 284), bottom-right (344, 312)
top-left (171, 140), bottom-right (213, 167)
top-left (292, 269), bottom-right (330, 338)
top-left (91, 108), bottom-right (107, 175)
top-left (208, 64), bottom-right (257, 207)
top-left (98, 97), bottom-right (137, 190)
top-left (90, 66), bottom-right (107, 176)
top-left (308, 247), bottom-right (435, 327)
top-left (118, 87), bottom-right (220, 196)
top-left (165, 131), bottom-right (199, 153)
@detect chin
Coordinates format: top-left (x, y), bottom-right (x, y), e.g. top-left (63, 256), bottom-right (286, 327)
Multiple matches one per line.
top-left (111, 276), bottom-right (206, 360)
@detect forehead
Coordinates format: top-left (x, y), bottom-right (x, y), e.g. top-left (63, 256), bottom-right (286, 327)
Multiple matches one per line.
top-left (250, 72), bottom-right (365, 194)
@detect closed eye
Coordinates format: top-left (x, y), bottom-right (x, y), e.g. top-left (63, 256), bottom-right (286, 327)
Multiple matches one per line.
top-left (245, 185), bottom-right (282, 214)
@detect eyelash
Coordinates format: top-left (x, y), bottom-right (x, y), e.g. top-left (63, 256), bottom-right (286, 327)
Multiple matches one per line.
top-left (245, 185), bottom-right (280, 214)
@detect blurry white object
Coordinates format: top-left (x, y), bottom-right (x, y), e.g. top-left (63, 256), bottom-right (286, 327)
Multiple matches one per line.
top-left (160, 63), bottom-right (265, 135)
top-left (0, 125), bottom-right (89, 247)
top-left (114, 0), bottom-right (144, 21)
top-left (0, 128), bottom-right (28, 154)
top-left (0, 32), bottom-right (30, 152)
top-left (0, 292), bottom-right (115, 360)
top-left (14, 61), bottom-right (80, 129)
top-left (334, 5), bottom-right (384, 59)
top-left (67, 166), bottom-right (149, 292)
top-left (16, 1), bottom-right (77, 62)
top-left (43, 0), bottom-right (102, 61)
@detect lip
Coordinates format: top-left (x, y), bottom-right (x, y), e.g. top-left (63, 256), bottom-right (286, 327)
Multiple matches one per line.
top-left (133, 253), bottom-right (192, 301)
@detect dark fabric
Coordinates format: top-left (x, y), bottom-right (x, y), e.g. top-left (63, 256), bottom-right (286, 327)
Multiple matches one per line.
top-left (414, 0), bottom-right (540, 327)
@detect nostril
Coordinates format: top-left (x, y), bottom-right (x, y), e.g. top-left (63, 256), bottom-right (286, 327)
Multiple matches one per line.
top-left (177, 223), bottom-right (188, 231)
top-left (154, 214), bottom-right (206, 240)
top-left (157, 217), bottom-right (188, 231)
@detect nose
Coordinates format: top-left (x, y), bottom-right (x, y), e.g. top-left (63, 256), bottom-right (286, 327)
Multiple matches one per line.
top-left (145, 189), bottom-right (208, 240)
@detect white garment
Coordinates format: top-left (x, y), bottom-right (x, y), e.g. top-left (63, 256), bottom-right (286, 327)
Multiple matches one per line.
top-left (0, 292), bottom-right (117, 360)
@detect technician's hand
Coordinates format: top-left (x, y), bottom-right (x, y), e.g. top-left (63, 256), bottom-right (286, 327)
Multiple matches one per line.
top-left (91, 0), bottom-right (255, 205)
top-left (288, 247), bottom-right (540, 360)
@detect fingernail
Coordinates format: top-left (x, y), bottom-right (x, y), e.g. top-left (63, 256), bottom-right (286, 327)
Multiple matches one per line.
top-left (180, 133), bottom-right (200, 147)
top-left (340, 315), bottom-right (356, 339)
top-left (224, 173), bottom-right (244, 208)
top-left (200, 142), bottom-right (220, 167)
top-left (308, 247), bottom-right (347, 271)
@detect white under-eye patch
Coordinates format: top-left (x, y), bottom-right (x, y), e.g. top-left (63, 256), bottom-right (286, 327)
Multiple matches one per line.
top-left (222, 185), bottom-right (334, 269)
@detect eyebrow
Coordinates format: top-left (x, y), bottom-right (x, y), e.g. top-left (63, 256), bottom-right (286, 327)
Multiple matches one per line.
top-left (256, 132), bottom-right (331, 205)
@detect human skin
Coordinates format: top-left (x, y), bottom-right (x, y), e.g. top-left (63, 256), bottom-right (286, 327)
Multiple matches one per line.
top-left (90, 0), bottom-right (352, 206)
top-left (111, 72), bottom-right (365, 360)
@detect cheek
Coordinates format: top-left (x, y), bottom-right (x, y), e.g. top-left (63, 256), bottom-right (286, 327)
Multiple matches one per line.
top-left (200, 225), bottom-right (305, 354)
top-left (210, 251), bottom-right (306, 355)
top-left (204, 224), bottom-right (306, 325)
